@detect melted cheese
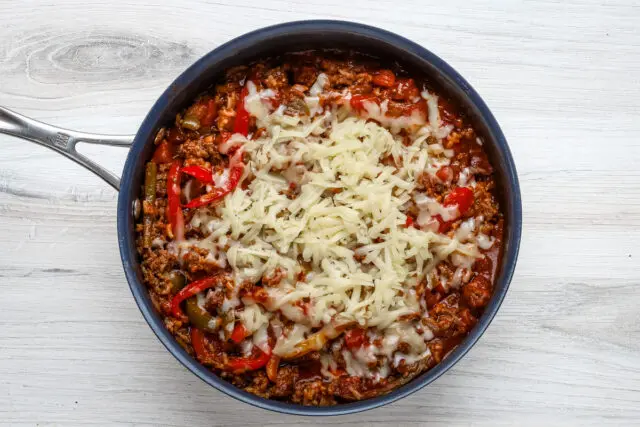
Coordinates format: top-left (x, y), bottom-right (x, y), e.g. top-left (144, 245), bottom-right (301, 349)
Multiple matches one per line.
top-left (238, 303), bottom-right (271, 333)
top-left (244, 81), bottom-right (277, 121)
top-left (186, 87), bottom-right (488, 379)
top-left (414, 192), bottom-right (459, 222)
top-left (421, 90), bottom-right (454, 139)
top-left (362, 99), bottom-right (427, 134)
top-left (309, 73), bottom-right (328, 96)
top-left (273, 324), bottom-right (310, 356)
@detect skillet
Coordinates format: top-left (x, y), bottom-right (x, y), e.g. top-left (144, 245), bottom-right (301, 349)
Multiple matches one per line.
top-left (0, 20), bottom-right (522, 415)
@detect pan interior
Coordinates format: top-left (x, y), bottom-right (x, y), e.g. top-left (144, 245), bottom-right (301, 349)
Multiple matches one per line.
top-left (117, 21), bottom-right (521, 416)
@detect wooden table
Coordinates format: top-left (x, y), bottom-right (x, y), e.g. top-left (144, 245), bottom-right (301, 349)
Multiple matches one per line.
top-left (1, 1), bottom-right (639, 425)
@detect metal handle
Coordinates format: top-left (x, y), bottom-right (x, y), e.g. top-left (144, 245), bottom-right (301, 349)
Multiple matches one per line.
top-left (0, 106), bottom-right (134, 191)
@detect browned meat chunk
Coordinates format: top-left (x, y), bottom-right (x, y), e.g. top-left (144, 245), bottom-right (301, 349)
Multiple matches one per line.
top-left (463, 275), bottom-right (492, 308)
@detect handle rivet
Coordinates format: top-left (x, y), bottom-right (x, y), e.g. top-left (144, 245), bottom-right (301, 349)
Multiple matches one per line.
top-left (132, 199), bottom-right (141, 219)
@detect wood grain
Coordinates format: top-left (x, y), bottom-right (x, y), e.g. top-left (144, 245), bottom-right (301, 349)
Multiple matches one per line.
top-left (1, 0), bottom-right (639, 425)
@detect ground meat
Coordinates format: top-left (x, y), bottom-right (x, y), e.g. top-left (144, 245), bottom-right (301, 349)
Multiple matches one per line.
top-left (204, 288), bottom-right (225, 312)
top-left (444, 127), bottom-right (475, 149)
top-left (136, 50), bottom-right (504, 406)
top-left (290, 83), bottom-right (309, 97)
top-left (350, 72), bottom-right (373, 94)
top-left (417, 171), bottom-right (446, 198)
top-left (433, 262), bottom-right (455, 291)
top-left (292, 379), bottom-right (335, 406)
top-left (145, 249), bottom-right (175, 274)
top-left (471, 181), bottom-right (499, 219)
top-left (178, 138), bottom-right (209, 163)
top-left (425, 289), bottom-right (445, 310)
top-left (271, 365), bottom-right (298, 397)
top-left (321, 59), bottom-right (368, 87)
top-left (424, 294), bottom-right (476, 337)
top-left (215, 90), bottom-right (238, 131)
top-left (181, 247), bottom-right (223, 275)
top-left (462, 275), bottom-right (492, 308)
top-left (149, 290), bottom-right (171, 317)
top-left (225, 65), bottom-right (248, 83)
top-left (140, 249), bottom-right (177, 295)
top-left (263, 67), bottom-right (289, 90)
top-left (457, 308), bottom-right (477, 332)
top-left (333, 376), bottom-right (365, 400)
top-left (471, 153), bottom-right (493, 175)
top-left (333, 376), bottom-right (406, 401)
top-left (293, 65), bottom-right (318, 87)
top-left (330, 69), bottom-right (356, 86)
top-left (474, 256), bottom-right (493, 276)
top-left (244, 370), bottom-right (270, 397)
top-left (428, 340), bottom-right (446, 363)
top-left (165, 317), bottom-right (189, 343)
top-left (425, 297), bottom-right (458, 336)
top-left (170, 327), bottom-right (192, 354)
top-left (262, 268), bottom-right (285, 287)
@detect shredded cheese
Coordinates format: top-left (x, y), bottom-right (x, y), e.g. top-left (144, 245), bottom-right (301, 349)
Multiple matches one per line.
top-left (185, 85), bottom-right (489, 380)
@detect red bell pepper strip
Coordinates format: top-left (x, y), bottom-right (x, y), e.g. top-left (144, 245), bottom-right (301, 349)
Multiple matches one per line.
top-left (227, 346), bottom-right (271, 373)
top-left (230, 322), bottom-right (248, 344)
top-left (228, 146), bottom-right (245, 182)
top-left (182, 186), bottom-right (228, 209)
top-left (166, 161), bottom-right (184, 241)
top-left (181, 165), bottom-right (214, 184)
top-left (182, 148), bottom-right (245, 209)
top-left (233, 84), bottom-right (250, 136)
top-left (190, 327), bottom-right (212, 363)
top-left (192, 326), bottom-right (271, 373)
top-left (171, 276), bottom-right (222, 321)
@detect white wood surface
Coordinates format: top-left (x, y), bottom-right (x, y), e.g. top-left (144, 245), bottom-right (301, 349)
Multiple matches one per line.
top-left (1, 0), bottom-right (639, 425)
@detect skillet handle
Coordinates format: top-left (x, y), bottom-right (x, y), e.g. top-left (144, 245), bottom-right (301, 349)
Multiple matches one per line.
top-left (0, 106), bottom-right (134, 191)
